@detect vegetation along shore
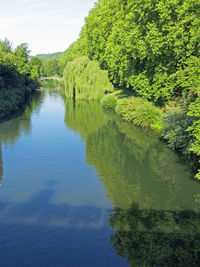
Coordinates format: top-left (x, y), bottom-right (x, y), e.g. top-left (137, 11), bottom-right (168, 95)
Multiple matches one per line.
top-left (58, 0), bottom-right (200, 179)
top-left (1, 0), bottom-right (200, 179)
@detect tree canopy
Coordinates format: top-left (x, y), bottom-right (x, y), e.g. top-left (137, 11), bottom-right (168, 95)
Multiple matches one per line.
top-left (61, 0), bottom-right (200, 103)
top-left (0, 39), bottom-right (38, 119)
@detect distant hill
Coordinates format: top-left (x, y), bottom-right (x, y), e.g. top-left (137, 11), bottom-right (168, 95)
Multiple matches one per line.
top-left (30, 52), bottom-right (63, 61)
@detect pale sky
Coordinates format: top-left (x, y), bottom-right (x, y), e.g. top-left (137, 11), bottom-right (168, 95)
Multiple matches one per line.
top-left (0, 0), bottom-right (96, 56)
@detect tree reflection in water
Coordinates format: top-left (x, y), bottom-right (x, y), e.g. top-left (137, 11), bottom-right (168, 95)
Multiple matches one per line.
top-left (110, 204), bottom-right (200, 266)
top-left (64, 99), bottom-right (200, 266)
top-left (0, 91), bottom-right (44, 187)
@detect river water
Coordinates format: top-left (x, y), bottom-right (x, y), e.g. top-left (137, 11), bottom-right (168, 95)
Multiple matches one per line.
top-left (0, 89), bottom-right (200, 266)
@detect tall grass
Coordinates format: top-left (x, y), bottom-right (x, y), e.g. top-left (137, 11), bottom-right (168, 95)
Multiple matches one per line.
top-left (101, 95), bottom-right (163, 130)
top-left (100, 94), bottom-right (117, 109)
top-left (63, 56), bottom-right (113, 99)
top-left (132, 102), bottom-right (163, 128)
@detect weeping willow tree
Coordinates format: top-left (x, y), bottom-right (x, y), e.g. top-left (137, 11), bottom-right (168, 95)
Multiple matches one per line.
top-left (63, 56), bottom-right (114, 99)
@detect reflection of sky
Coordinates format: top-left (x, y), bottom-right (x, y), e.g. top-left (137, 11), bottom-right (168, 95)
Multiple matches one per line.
top-left (0, 92), bottom-right (112, 209)
top-left (0, 92), bottom-right (128, 266)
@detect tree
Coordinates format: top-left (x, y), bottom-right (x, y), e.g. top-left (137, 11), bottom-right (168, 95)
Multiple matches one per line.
top-left (14, 43), bottom-right (30, 75)
top-left (30, 57), bottom-right (42, 79)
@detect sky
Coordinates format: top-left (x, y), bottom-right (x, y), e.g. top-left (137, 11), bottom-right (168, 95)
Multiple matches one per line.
top-left (0, 0), bottom-right (96, 56)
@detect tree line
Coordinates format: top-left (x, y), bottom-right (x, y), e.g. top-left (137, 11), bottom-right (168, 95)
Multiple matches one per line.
top-left (0, 39), bottom-right (39, 119)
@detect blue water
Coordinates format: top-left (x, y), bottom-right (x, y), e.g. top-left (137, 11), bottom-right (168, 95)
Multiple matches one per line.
top-left (0, 90), bottom-right (199, 266)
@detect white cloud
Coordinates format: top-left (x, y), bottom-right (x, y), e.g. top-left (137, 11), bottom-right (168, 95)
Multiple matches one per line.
top-left (0, 0), bottom-right (96, 55)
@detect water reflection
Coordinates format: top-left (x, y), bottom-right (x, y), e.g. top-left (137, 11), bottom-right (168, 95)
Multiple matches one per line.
top-left (0, 92), bottom-right (199, 266)
top-left (0, 144), bottom-right (2, 187)
top-left (65, 100), bottom-right (199, 211)
top-left (0, 181), bottom-right (108, 229)
top-left (65, 99), bottom-right (200, 265)
top-left (0, 92), bottom-right (43, 188)
top-left (110, 205), bottom-right (200, 266)
top-left (0, 91), bottom-right (44, 145)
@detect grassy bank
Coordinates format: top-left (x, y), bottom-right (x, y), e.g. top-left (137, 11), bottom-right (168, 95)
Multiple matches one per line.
top-left (101, 90), bottom-right (163, 130)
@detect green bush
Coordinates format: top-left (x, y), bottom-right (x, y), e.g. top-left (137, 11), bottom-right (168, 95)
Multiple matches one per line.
top-left (100, 94), bottom-right (117, 109)
top-left (187, 97), bottom-right (200, 179)
top-left (114, 97), bottom-right (162, 129)
top-left (0, 40), bottom-right (38, 119)
top-left (132, 102), bottom-right (163, 128)
top-left (163, 107), bottom-right (195, 153)
top-left (115, 97), bottom-right (146, 119)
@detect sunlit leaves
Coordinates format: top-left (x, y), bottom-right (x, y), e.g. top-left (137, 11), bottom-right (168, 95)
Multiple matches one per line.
top-left (63, 57), bottom-right (113, 99)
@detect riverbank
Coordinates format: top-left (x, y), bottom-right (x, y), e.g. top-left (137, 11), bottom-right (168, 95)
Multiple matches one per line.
top-left (0, 84), bottom-right (38, 121)
top-left (0, 40), bottom-right (40, 120)
top-left (100, 89), bottom-right (200, 178)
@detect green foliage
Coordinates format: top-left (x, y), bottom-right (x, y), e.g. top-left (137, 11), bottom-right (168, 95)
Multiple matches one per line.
top-left (30, 53), bottom-right (62, 78)
top-left (131, 101), bottom-right (163, 128)
top-left (100, 94), bottom-right (117, 109)
top-left (63, 56), bottom-right (113, 100)
top-left (115, 97), bottom-right (146, 119)
top-left (0, 38), bottom-right (12, 54)
top-left (0, 39), bottom-right (38, 119)
top-left (31, 52), bottom-right (62, 62)
top-left (163, 107), bottom-right (194, 153)
top-left (114, 96), bottom-right (163, 129)
top-left (40, 58), bottom-right (61, 77)
top-left (14, 43), bottom-right (31, 75)
top-left (75, 0), bottom-right (200, 102)
top-left (59, 27), bottom-right (88, 74)
top-left (30, 57), bottom-right (42, 79)
top-left (60, 0), bottom-right (200, 177)
top-left (187, 97), bottom-right (200, 178)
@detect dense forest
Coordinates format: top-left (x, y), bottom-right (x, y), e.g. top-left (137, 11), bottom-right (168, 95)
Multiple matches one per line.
top-left (59, 0), bottom-right (200, 179)
top-left (0, 39), bottom-right (39, 119)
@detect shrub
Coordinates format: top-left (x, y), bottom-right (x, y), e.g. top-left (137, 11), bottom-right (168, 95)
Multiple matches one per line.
top-left (132, 102), bottom-right (163, 128)
top-left (187, 97), bottom-right (200, 179)
top-left (163, 107), bottom-right (195, 153)
top-left (100, 94), bottom-right (117, 109)
top-left (115, 97), bottom-right (146, 120)
top-left (114, 96), bottom-right (163, 129)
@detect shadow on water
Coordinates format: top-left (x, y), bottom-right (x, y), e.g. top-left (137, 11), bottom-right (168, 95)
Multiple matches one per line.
top-left (64, 99), bottom-right (200, 266)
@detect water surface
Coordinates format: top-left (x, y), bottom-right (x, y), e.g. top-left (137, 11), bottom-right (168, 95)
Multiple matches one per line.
top-left (0, 90), bottom-right (199, 266)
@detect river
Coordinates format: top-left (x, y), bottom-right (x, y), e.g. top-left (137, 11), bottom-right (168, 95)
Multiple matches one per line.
top-left (0, 88), bottom-right (199, 266)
